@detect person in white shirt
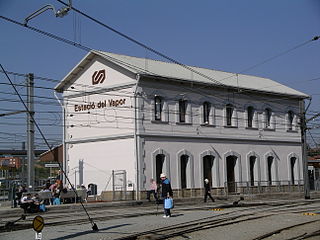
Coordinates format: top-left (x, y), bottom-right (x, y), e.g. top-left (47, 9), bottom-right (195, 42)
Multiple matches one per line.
top-left (20, 193), bottom-right (33, 213)
top-left (20, 193), bottom-right (40, 213)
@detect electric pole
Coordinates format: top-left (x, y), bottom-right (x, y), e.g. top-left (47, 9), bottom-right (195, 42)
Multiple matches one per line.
top-left (27, 73), bottom-right (35, 191)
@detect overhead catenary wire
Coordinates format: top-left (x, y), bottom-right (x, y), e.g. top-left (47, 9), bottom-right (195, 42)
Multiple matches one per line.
top-left (0, 15), bottom-right (317, 145)
top-left (0, 11), bottom-right (318, 156)
top-left (307, 129), bottom-right (319, 147)
top-left (2, 11), bottom-right (319, 104)
top-left (56, 0), bottom-right (224, 87)
top-left (0, 15), bottom-right (317, 114)
top-left (0, 78), bottom-right (316, 133)
top-left (0, 92), bottom-right (314, 130)
top-left (56, 0), bottom-right (319, 95)
top-left (0, 77), bottom-right (311, 115)
top-left (3, 14), bottom-right (315, 103)
top-left (2, 69), bottom-right (320, 101)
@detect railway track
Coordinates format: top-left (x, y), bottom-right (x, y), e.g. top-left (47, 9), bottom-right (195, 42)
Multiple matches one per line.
top-left (114, 215), bottom-right (320, 240)
top-left (111, 202), bottom-right (320, 240)
top-left (1, 199), bottom-right (319, 239)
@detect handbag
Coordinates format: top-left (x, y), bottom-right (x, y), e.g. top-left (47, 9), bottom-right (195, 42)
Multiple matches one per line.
top-left (53, 198), bottom-right (61, 205)
top-left (164, 197), bottom-right (174, 209)
top-left (39, 204), bottom-right (46, 212)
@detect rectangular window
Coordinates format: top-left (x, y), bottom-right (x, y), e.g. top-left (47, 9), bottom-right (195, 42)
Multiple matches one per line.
top-left (203, 102), bottom-right (210, 124)
top-left (226, 104), bottom-right (233, 126)
top-left (288, 111), bottom-right (294, 131)
top-left (179, 100), bottom-right (187, 123)
top-left (154, 96), bottom-right (162, 121)
top-left (265, 108), bottom-right (272, 128)
top-left (247, 106), bottom-right (254, 128)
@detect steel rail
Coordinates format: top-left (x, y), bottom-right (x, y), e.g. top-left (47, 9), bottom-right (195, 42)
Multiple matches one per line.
top-left (114, 213), bottom-right (275, 240)
top-left (252, 220), bottom-right (320, 240)
top-left (112, 202), bottom-right (320, 240)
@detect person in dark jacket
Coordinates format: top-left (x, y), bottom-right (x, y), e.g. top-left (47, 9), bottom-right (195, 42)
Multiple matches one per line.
top-left (160, 173), bottom-right (173, 218)
top-left (204, 178), bottom-right (215, 202)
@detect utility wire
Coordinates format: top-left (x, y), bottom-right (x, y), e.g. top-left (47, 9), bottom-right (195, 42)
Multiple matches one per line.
top-left (0, 80), bottom-right (311, 116)
top-left (56, 0), bottom-right (319, 91)
top-left (2, 69), bottom-right (320, 100)
top-left (57, 0), bottom-right (224, 87)
top-left (307, 129), bottom-right (319, 147)
top-left (0, 15), bottom-right (315, 108)
top-left (0, 16), bottom-right (317, 140)
top-left (218, 36), bottom-right (320, 84)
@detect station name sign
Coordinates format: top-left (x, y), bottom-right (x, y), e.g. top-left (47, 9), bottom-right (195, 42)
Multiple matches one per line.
top-left (74, 98), bottom-right (126, 112)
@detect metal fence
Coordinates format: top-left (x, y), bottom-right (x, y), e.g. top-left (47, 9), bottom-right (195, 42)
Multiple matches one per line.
top-left (313, 179), bottom-right (320, 191)
top-left (0, 188), bottom-right (9, 202)
top-left (224, 180), bottom-right (305, 195)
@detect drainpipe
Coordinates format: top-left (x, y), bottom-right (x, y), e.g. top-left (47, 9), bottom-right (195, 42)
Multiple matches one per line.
top-left (54, 91), bottom-right (67, 186)
top-left (299, 99), bottom-right (310, 199)
top-left (134, 74), bottom-right (141, 200)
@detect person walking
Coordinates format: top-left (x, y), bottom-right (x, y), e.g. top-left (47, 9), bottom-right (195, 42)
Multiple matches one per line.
top-left (160, 173), bottom-right (173, 218)
top-left (204, 179), bottom-right (215, 202)
top-left (146, 178), bottom-right (158, 202)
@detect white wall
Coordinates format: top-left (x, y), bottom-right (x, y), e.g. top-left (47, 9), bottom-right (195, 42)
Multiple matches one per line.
top-left (65, 88), bottom-right (135, 141)
top-left (63, 55), bottom-right (136, 97)
top-left (143, 138), bottom-right (302, 190)
top-left (138, 78), bottom-right (303, 190)
top-left (62, 54), bottom-right (138, 194)
top-left (67, 138), bottom-right (135, 194)
top-left (63, 55), bottom-right (137, 141)
top-left (140, 79), bottom-right (301, 143)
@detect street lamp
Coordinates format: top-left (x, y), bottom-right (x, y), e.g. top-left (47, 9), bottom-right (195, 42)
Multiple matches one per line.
top-left (24, 1), bottom-right (72, 25)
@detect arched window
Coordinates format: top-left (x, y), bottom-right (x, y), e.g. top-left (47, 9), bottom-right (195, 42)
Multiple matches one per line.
top-left (288, 110), bottom-right (294, 131)
top-left (247, 106), bottom-right (254, 128)
top-left (154, 96), bottom-right (162, 121)
top-left (226, 104), bottom-right (234, 126)
top-left (179, 99), bottom-right (187, 123)
top-left (265, 108), bottom-right (272, 128)
top-left (203, 102), bottom-right (211, 124)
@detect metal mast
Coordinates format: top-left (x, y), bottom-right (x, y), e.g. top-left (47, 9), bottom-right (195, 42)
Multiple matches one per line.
top-left (27, 73), bottom-right (35, 190)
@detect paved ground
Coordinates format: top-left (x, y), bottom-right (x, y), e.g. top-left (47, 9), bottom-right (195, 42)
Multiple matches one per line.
top-left (1, 201), bottom-right (320, 240)
top-left (171, 213), bottom-right (320, 240)
top-left (0, 192), bottom-right (319, 240)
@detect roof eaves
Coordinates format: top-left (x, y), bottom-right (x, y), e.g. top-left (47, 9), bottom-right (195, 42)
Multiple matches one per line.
top-left (140, 73), bottom-right (310, 99)
top-left (54, 51), bottom-right (96, 92)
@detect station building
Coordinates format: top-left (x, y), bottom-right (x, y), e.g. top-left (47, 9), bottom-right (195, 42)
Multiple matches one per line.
top-left (55, 50), bottom-right (309, 199)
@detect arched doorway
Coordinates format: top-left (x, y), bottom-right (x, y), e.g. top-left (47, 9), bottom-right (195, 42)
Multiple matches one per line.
top-left (155, 154), bottom-right (165, 184)
top-left (267, 156), bottom-right (274, 185)
top-left (180, 155), bottom-right (189, 189)
top-left (226, 155), bottom-right (237, 192)
top-left (249, 156), bottom-right (256, 186)
top-left (203, 155), bottom-right (214, 185)
top-left (290, 157), bottom-right (296, 185)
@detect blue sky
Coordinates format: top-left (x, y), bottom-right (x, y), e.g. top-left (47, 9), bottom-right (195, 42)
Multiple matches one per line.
top-left (0, 0), bottom-right (319, 149)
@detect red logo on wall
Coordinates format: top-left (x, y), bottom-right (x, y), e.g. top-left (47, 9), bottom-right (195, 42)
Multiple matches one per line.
top-left (92, 69), bottom-right (106, 85)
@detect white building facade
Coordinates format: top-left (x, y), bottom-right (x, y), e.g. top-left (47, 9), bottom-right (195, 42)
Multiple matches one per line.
top-left (55, 51), bottom-right (309, 198)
